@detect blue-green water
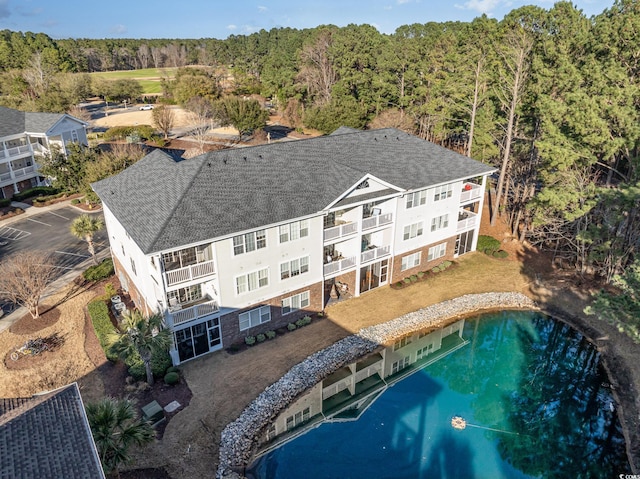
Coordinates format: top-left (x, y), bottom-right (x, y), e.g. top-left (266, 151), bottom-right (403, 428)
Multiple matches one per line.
top-left (247, 311), bottom-right (630, 478)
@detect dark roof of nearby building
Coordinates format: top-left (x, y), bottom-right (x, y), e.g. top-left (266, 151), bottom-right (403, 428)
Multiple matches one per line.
top-left (0, 383), bottom-right (105, 479)
top-left (0, 106), bottom-right (81, 137)
top-left (93, 127), bottom-right (495, 254)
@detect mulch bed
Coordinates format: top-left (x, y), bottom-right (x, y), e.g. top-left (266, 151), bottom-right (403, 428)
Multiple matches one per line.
top-left (8, 307), bottom-right (61, 335)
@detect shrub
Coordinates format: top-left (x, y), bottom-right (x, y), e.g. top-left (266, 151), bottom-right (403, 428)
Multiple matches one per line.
top-left (0, 198), bottom-right (10, 207)
top-left (295, 315), bottom-right (312, 327)
top-left (126, 349), bottom-right (172, 381)
top-left (432, 267), bottom-right (440, 273)
top-left (417, 271), bottom-right (425, 279)
top-left (245, 336), bottom-right (256, 346)
top-left (87, 300), bottom-right (118, 361)
top-left (256, 333), bottom-right (266, 343)
top-left (316, 312), bottom-right (324, 318)
top-left (403, 278), bottom-right (412, 284)
top-left (442, 260), bottom-right (453, 269)
top-left (83, 258), bottom-right (114, 281)
top-left (409, 275), bottom-right (418, 283)
top-left (13, 186), bottom-right (59, 201)
top-left (71, 198), bottom-right (81, 205)
top-left (493, 250), bottom-right (509, 259)
top-left (477, 235), bottom-right (501, 255)
top-left (103, 125), bottom-right (155, 141)
top-left (265, 330), bottom-right (276, 339)
top-left (164, 372), bottom-right (180, 385)
top-left (287, 323), bottom-right (297, 331)
top-left (166, 366), bottom-right (179, 374)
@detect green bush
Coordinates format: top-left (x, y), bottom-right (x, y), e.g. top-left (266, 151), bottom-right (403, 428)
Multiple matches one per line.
top-left (83, 258), bottom-right (114, 281)
top-left (13, 186), bottom-right (59, 201)
top-left (442, 260), bottom-right (453, 268)
top-left (417, 271), bottom-right (425, 279)
top-left (0, 198), bottom-right (10, 207)
top-left (87, 300), bottom-right (118, 361)
top-left (32, 192), bottom-right (68, 205)
top-left (403, 278), bottom-right (411, 284)
top-left (287, 323), bottom-right (297, 331)
top-left (432, 267), bottom-right (440, 273)
top-left (166, 366), bottom-right (179, 374)
top-left (409, 275), bottom-right (418, 283)
top-left (493, 250), bottom-right (509, 259)
top-left (256, 333), bottom-right (266, 343)
top-left (477, 235), bottom-right (501, 255)
top-left (245, 336), bottom-right (256, 346)
top-left (295, 315), bottom-right (312, 327)
top-left (71, 198), bottom-right (81, 205)
top-left (125, 349), bottom-right (172, 381)
top-left (266, 330), bottom-right (276, 339)
top-left (104, 125), bottom-right (155, 141)
top-left (164, 371), bottom-right (180, 385)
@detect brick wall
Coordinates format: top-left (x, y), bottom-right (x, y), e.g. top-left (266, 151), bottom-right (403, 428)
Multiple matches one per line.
top-left (390, 236), bottom-right (458, 283)
top-left (220, 281), bottom-right (323, 347)
top-left (111, 253), bottom-right (151, 315)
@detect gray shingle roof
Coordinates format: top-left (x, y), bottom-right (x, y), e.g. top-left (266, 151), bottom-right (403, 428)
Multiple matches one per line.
top-left (0, 106), bottom-right (70, 137)
top-left (0, 383), bottom-right (105, 479)
top-left (93, 127), bottom-right (495, 255)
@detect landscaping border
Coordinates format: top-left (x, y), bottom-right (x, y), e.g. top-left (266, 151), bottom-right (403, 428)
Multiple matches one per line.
top-left (216, 292), bottom-right (536, 478)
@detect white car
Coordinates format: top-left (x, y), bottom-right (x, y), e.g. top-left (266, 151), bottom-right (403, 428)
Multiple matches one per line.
top-left (139, 104), bottom-right (154, 110)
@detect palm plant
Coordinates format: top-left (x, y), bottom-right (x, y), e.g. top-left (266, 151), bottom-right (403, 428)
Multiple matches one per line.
top-left (70, 213), bottom-right (104, 264)
top-left (109, 310), bottom-right (172, 385)
top-left (85, 397), bottom-right (155, 478)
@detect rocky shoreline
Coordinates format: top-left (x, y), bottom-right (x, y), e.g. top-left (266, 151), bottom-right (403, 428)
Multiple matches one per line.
top-left (216, 292), bottom-right (537, 478)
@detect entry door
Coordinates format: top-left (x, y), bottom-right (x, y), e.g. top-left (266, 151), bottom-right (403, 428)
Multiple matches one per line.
top-left (208, 318), bottom-right (222, 350)
top-left (360, 259), bottom-right (389, 293)
top-left (455, 230), bottom-right (474, 256)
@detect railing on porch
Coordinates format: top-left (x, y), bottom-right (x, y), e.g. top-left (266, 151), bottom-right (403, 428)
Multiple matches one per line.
top-left (456, 212), bottom-right (478, 232)
top-left (362, 213), bottom-right (393, 231)
top-left (168, 299), bottom-right (219, 326)
top-left (323, 256), bottom-right (356, 276)
top-left (459, 183), bottom-right (482, 203)
top-left (164, 259), bottom-right (216, 286)
top-left (324, 221), bottom-right (357, 242)
top-left (12, 165), bottom-right (35, 178)
top-left (0, 171), bottom-right (11, 182)
top-left (361, 245), bottom-right (391, 263)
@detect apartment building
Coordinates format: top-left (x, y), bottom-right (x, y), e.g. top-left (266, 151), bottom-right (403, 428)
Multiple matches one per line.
top-left (0, 106), bottom-right (88, 199)
top-left (92, 127), bottom-right (494, 365)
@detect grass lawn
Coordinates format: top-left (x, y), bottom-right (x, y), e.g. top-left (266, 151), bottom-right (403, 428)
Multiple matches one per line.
top-left (90, 67), bottom-right (178, 95)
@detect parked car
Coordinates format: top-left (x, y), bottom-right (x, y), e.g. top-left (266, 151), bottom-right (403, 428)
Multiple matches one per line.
top-left (140, 104), bottom-right (154, 110)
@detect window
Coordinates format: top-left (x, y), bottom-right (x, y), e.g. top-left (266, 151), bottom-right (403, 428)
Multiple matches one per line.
top-left (433, 184), bottom-right (453, 201)
top-left (431, 214), bottom-right (449, 232)
top-left (391, 356), bottom-right (410, 375)
top-left (280, 256), bottom-right (309, 280)
top-left (393, 336), bottom-right (412, 351)
top-left (236, 268), bottom-right (269, 294)
top-left (167, 284), bottom-right (203, 305)
top-left (428, 243), bottom-right (447, 261)
top-left (403, 222), bottom-right (423, 241)
top-left (401, 252), bottom-right (421, 271)
top-left (233, 230), bottom-right (266, 255)
top-left (279, 220), bottom-right (310, 243)
top-left (239, 305), bottom-right (271, 331)
top-left (285, 407), bottom-right (311, 431)
top-left (416, 343), bottom-right (434, 360)
top-left (406, 190), bottom-right (427, 209)
top-left (282, 291), bottom-right (310, 315)
top-left (71, 129), bottom-right (79, 142)
top-left (356, 179), bottom-right (370, 189)
top-left (130, 258), bottom-right (136, 275)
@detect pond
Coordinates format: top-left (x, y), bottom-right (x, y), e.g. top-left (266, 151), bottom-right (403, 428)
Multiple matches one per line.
top-left (246, 311), bottom-right (629, 478)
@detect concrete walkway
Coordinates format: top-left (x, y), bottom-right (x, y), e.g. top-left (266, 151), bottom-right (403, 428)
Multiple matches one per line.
top-left (0, 199), bottom-right (108, 333)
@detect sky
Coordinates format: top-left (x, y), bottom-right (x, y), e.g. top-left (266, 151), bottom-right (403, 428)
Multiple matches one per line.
top-left (0, 0), bottom-right (616, 40)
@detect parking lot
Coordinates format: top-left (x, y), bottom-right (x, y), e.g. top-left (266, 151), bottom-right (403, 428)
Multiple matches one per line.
top-left (0, 206), bottom-right (108, 274)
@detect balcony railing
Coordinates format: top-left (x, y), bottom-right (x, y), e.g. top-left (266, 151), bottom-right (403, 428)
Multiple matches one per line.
top-left (0, 171), bottom-right (11, 182)
top-left (456, 212), bottom-right (478, 232)
top-left (164, 259), bottom-right (216, 286)
top-left (0, 143), bottom-right (36, 160)
top-left (167, 299), bottom-right (219, 326)
top-left (323, 256), bottom-right (356, 276)
top-left (13, 165), bottom-right (35, 178)
top-left (459, 183), bottom-right (482, 203)
top-left (324, 221), bottom-right (357, 242)
top-left (361, 245), bottom-right (391, 263)
top-left (362, 213), bottom-right (393, 231)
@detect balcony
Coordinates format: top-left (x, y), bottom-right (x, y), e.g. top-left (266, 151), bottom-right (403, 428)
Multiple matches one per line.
top-left (324, 221), bottom-right (357, 242)
top-left (167, 299), bottom-right (219, 326)
top-left (456, 211), bottom-right (478, 232)
top-left (361, 245), bottom-right (391, 263)
top-left (164, 259), bottom-right (216, 286)
top-left (324, 256), bottom-right (356, 276)
top-left (362, 212), bottom-right (393, 231)
top-left (459, 183), bottom-right (482, 203)
top-left (0, 143), bottom-right (38, 160)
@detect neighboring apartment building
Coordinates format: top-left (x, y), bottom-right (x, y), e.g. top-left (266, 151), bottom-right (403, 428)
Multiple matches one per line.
top-left (92, 127), bottom-right (495, 365)
top-left (0, 105), bottom-right (88, 199)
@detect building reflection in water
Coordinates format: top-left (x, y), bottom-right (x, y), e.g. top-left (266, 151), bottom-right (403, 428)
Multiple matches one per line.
top-left (255, 319), bottom-right (469, 457)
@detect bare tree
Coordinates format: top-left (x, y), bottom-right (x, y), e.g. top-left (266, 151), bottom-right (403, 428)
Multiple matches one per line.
top-left (297, 29), bottom-right (337, 106)
top-left (152, 105), bottom-right (176, 140)
top-left (0, 252), bottom-right (57, 319)
top-left (186, 97), bottom-right (214, 154)
top-left (137, 44), bottom-right (151, 69)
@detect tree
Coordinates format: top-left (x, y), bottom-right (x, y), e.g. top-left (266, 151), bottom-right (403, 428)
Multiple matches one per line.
top-left (585, 260), bottom-right (640, 343)
top-left (185, 96), bottom-right (215, 154)
top-left (109, 311), bottom-right (172, 385)
top-left (152, 104), bottom-right (175, 140)
top-left (85, 397), bottom-right (155, 478)
top-left (38, 143), bottom-right (97, 192)
top-left (70, 214), bottom-right (104, 264)
top-left (0, 251), bottom-right (56, 318)
top-left (213, 96), bottom-right (268, 139)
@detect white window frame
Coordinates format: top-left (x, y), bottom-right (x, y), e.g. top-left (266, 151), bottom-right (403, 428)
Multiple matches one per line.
top-left (279, 220), bottom-right (310, 243)
top-left (239, 305), bottom-right (271, 331)
top-left (233, 229), bottom-right (267, 255)
top-left (401, 252), bottom-right (421, 271)
top-left (430, 214), bottom-right (449, 232)
top-left (403, 222), bottom-right (424, 241)
top-left (236, 268), bottom-right (269, 295)
top-left (282, 291), bottom-right (310, 315)
top-left (280, 256), bottom-right (310, 280)
top-left (433, 184), bottom-right (453, 201)
top-left (405, 190), bottom-right (427, 209)
top-left (428, 242), bottom-right (447, 261)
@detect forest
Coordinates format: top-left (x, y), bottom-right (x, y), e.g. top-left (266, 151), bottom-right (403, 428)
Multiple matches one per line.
top-left (0, 0), bottom-right (638, 291)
